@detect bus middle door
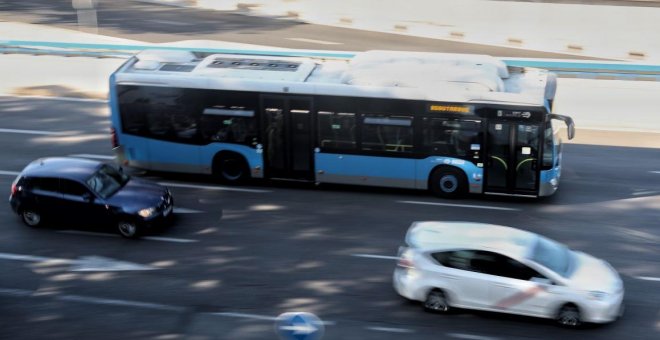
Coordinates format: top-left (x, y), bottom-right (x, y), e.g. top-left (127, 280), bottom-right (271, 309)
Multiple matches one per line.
top-left (261, 95), bottom-right (314, 181)
top-left (484, 121), bottom-right (540, 196)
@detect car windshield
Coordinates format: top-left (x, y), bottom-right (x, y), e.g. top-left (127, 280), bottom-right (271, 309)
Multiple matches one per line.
top-left (86, 164), bottom-right (130, 199)
top-left (530, 236), bottom-right (574, 278)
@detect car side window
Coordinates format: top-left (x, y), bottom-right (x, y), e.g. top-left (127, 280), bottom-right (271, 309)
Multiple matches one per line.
top-left (30, 177), bottom-right (59, 193)
top-left (433, 250), bottom-right (475, 271)
top-left (59, 179), bottom-right (90, 197)
top-left (481, 251), bottom-right (546, 281)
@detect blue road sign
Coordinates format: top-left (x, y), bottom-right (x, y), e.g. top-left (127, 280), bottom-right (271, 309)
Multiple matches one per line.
top-left (275, 312), bottom-right (325, 340)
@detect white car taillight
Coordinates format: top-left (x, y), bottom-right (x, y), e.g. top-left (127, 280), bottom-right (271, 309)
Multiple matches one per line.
top-left (397, 247), bottom-right (415, 269)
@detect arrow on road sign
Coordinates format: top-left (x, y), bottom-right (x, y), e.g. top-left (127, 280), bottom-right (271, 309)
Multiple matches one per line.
top-left (0, 252), bottom-right (156, 272)
top-left (275, 312), bottom-right (324, 340)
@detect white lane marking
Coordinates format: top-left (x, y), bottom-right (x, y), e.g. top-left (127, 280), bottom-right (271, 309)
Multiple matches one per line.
top-left (0, 252), bottom-right (155, 271)
top-left (57, 230), bottom-right (199, 243)
top-left (213, 312), bottom-right (278, 321)
top-left (650, 171), bottom-right (660, 174)
top-left (351, 254), bottom-right (399, 260)
top-left (150, 19), bottom-right (191, 26)
top-left (173, 207), bottom-right (203, 214)
top-left (212, 312), bottom-right (336, 325)
top-left (632, 190), bottom-right (658, 196)
top-left (0, 252), bottom-right (66, 263)
top-left (0, 170), bottom-right (20, 176)
top-left (143, 236), bottom-right (199, 243)
top-left (0, 288), bottom-right (33, 297)
top-left (397, 200), bottom-right (519, 211)
top-left (161, 181), bottom-right (271, 193)
top-left (58, 295), bottom-right (185, 312)
top-left (448, 333), bottom-right (500, 340)
top-left (69, 154), bottom-right (116, 160)
top-left (635, 276), bottom-right (660, 282)
top-left (286, 37), bottom-right (343, 45)
top-left (0, 94), bottom-right (107, 103)
top-left (0, 128), bottom-right (68, 136)
top-left (367, 326), bottom-right (414, 333)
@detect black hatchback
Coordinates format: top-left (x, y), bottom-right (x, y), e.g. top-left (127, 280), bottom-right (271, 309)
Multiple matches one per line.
top-left (9, 157), bottom-right (173, 238)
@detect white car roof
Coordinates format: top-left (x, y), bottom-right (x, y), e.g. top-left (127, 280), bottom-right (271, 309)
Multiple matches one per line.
top-left (405, 221), bottom-right (538, 260)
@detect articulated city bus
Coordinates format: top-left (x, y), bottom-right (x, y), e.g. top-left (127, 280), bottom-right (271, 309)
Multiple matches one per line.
top-left (109, 49), bottom-right (574, 198)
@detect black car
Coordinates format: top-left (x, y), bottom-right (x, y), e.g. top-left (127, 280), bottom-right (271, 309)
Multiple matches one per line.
top-left (9, 157), bottom-right (173, 238)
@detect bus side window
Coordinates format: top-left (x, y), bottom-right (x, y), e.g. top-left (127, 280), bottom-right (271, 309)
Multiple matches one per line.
top-left (318, 111), bottom-right (356, 150)
top-left (361, 115), bottom-right (413, 153)
top-left (423, 118), bottom-right (482, 160)
top-left (200, 107), bottom-right (257, 146)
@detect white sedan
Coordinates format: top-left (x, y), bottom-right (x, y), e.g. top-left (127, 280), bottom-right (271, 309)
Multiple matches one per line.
top-left (393, 221), bottom-right (624, 327)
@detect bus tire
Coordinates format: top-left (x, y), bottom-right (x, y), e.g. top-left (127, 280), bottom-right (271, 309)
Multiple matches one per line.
top-left (213, 153), bottom-right (250, 184)
top-left (429, 167), bottom-right (467, 199)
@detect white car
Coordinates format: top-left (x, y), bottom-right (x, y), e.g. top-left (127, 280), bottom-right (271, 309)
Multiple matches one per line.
top-left (393, 221), bottom-right (624, 327)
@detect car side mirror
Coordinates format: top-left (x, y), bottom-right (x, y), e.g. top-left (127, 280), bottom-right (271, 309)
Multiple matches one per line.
top-left (82, 192), bottom-right (94, 203)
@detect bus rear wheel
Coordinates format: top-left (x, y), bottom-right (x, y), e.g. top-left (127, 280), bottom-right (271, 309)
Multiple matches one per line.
top-left (430, 167), bottom-right (467, 199)
top-left (214, 154), bottom-right (249, 184)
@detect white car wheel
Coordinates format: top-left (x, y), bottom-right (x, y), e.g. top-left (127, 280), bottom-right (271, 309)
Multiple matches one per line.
top-left (424, 290), bottom-right (450, 313)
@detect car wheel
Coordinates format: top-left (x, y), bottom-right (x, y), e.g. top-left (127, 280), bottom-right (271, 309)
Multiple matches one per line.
top-left (556, 304), bottom-right (581, 328)
top-left (429, 167), bottom-right (467, 199)
top-left (117, 220), bottom-right (141, 239)
top-left (21, 208), bottom-right (42, 227)
top-left (424, 289), bottom-right (450, 313)
top-left (214, 154), bottom-right (249, 184)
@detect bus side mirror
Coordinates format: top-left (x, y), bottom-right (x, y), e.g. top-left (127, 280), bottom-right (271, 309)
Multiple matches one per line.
top-left (549, 114), bottom-right (575, 140)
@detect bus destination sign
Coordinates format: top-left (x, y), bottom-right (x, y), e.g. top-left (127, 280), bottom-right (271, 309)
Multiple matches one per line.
top-left (428, 104), bottom-right (472, 114)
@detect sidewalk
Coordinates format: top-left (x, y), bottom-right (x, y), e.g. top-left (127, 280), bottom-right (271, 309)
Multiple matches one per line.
top-left (148, 0), bottom-right (660, 62)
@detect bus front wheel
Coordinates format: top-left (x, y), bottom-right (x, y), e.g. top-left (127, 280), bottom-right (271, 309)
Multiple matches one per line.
top-left (213, 154), bottom-right (249, 184)
top-left (429, 167), bottom-right (467, 199)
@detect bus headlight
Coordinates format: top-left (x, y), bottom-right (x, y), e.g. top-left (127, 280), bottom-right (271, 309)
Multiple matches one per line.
top-left (138, 207), bottom-right (156, 218)
top-left (550, 178), bottom-right (558, 187)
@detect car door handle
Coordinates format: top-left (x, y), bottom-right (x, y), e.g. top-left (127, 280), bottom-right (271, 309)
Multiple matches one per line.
top-left (440, 274), bottom-right (459, 280)
top-left (494, 284), bottom-right (512, 288)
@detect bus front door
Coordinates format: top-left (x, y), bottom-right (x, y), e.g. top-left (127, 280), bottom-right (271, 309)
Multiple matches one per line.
top-left (261, 96), bottom-right (314, 180)
top-left (484, 122), bottom-right (540, 196)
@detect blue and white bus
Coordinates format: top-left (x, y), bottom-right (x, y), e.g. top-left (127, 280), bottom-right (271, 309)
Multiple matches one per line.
top-left (109, 49), bottom-right (574, 198)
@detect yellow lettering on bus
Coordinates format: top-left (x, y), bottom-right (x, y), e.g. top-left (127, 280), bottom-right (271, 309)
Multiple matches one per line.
top-left (429, 105), bottom-right (470, 113)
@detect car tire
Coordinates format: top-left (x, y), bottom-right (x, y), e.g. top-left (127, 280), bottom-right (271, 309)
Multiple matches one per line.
top-left (214, 154), bottom-right (249, 184)
top-left (556, 304), bottom-right (581, 328)
top-left (20, 208), bottom-right (43, 227)
top-left (423, 289), bottom-right (451, 313)
top-left (117, 220), bottom-right (141, 239)
top-left (429, 167), bottom-right (467, 199)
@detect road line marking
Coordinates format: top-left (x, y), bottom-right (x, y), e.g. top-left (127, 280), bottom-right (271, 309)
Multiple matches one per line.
top-left (173, 207), bottom-right (203, 214)
top-left (397, 200), bottom-right (519, 211)
top-left (143, 236), bottom-right (199, 243)
top-left (150, 19), bottom-right (191, 26)
top-left (0, 288), bottom-right (33, 297)
top-left (351, 254), bottom-right (399, 260)
top-left (58, 230), bottom-right (198, 243)
top-left (286, 38), bottom-right (343, 45)
top-left (0, 94), bottom-right (107, 103)
top-left (59, 295), bottom-right (185, 312)
top-left (0, 128), bottom-right (68, 136)
top-left (650, 171), bottom-right (660, 174)
top-left (69, 154), bottom-right (116, 160)
top-left (213, 312), bottom-right (278, 321)
top-left (0, 252), bottom-right (68, 263)
top-left (447, 333), bottom-right (499, 340)
top-left (213, 312), bottom-right (335, 325)
top-left (160, 181), bottom-right (271, 193)
top-left (0, 170), bottom-right (20, 176)
top-left (367, 326), bottom-right (414, 333)
top-left (635, 276), bottom-right (660, 282)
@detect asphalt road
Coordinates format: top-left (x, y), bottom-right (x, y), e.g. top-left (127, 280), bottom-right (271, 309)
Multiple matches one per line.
top-left (0, 0), bottom-right (603, 59)
top-left (0, 1), bottom-right (659, 339)
top-left (0, 96), bottom-right (658, 340)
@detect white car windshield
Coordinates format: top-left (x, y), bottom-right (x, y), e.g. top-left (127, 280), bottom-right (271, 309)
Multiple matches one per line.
top-left (530, 237), bottom-right (574, 278)
top-left (86, 164), bottom-right (129, 199)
